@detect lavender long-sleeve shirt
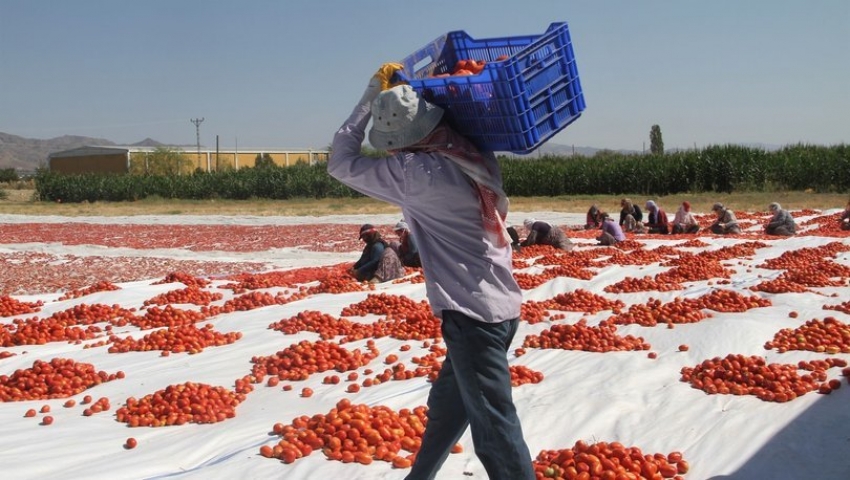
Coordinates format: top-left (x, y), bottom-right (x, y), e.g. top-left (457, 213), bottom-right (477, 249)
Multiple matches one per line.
top-left (602, 218), bottom-right (626, 241)
top-left (328, 104), bottom-right (521, 323)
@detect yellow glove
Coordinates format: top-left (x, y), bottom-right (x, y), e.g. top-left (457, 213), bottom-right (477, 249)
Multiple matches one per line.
top-left (374, 62), bottom-right (406, 91)
top-left (359, 62), bottom-right (407, 106)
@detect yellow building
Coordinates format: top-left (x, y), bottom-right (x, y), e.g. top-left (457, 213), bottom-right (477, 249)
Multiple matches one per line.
top-left (48, 146), bottom-right (330, 174)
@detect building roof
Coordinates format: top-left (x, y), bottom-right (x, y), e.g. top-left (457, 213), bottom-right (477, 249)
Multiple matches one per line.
top-left (48, 146), bottom-right (132, 158)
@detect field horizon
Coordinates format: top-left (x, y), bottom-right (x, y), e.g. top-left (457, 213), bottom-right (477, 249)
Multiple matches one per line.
top-left (2, 188), bottom-right (848, 218)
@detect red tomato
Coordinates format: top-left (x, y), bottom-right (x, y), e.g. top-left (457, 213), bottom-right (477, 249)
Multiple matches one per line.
top-left (453, 60), bottom-right (471, 72)
top-left (467, 60), bottom-right (485, 74)
top-left (667, 451), bottom-right (683, 463)
top-left (281, 448), bottom-right (298, 464)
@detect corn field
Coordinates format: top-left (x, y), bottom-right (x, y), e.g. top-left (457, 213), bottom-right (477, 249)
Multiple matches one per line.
top-left (34, 144), bottom-right (849, 203)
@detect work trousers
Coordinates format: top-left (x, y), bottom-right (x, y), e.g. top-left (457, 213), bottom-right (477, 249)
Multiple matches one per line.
top-left (405, 311), bottom-right (535, 480)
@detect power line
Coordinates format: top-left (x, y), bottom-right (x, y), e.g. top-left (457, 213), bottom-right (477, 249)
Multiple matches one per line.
top-left (190, 118), bottom-right (204, 158)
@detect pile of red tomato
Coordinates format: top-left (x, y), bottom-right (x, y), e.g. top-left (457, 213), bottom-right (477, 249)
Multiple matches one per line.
top-left (533, 440), bottom-right (689, 479)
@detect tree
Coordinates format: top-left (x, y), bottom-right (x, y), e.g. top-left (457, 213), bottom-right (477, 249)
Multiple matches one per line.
top-left (0, 167), bottom-right (19, 183)
top-left (650, 125), bottom-right (664, 155)
top-left (133, 147), bottom-right (192, 176)
top-left (592, 149), bottom-right (619, 159)
top-left (254, 153), bottom-right (276, 169)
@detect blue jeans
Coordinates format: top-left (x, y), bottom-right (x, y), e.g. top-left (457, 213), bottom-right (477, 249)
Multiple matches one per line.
top-left (405, 310), bottom-right (535, 480)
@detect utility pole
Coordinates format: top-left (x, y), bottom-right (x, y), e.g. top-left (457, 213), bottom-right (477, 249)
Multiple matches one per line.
top-left (190, 118), bottom-right (204, 160)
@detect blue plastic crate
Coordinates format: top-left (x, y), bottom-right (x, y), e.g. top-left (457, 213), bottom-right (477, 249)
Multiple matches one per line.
top-left (395, 22), bottom-right (586, 154)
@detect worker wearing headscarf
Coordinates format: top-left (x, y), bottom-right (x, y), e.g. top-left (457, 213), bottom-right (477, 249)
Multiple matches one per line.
top-left (764, 203), bottom-right (796, 236)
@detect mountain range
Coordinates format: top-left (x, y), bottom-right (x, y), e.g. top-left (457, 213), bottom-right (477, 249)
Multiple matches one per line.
top-left (0, 131), bottom-right (783, 172)
top-left (0, 132), bottom-right (173, 171)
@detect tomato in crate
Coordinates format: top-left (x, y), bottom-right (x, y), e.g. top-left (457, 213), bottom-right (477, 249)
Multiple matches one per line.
top-left (394, 22), bottom-right (586, 154)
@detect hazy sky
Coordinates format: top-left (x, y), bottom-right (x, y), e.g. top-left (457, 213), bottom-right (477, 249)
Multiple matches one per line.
top-left (1, 0), bottom-right (848, 153)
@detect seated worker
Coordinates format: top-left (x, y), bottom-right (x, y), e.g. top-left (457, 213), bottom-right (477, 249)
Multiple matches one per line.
top-left (671, 201), bottom-right (700, 234)
top-left (840, 200), bottom-right (850, 231)
top-left (709, 203), bottom-right (742, 235)
top-left (521, 218), bottom-right (574, 251)
top-left (506, 226), bottom-right (523, 252)
top-left (764, 202), bottom-right (796, 236)
top-left (350, 224), bottom-right (405, 282)
top-left (619, 198), bottom-right (645, 233)
top-left (596, 212), bottom-right (626, 246)
top-left (644, 200), bottom-right (670, 234)
top-left (390, 220), bottom-right (421, 267)
top-left (585, 204), bottom-right (602, 230)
